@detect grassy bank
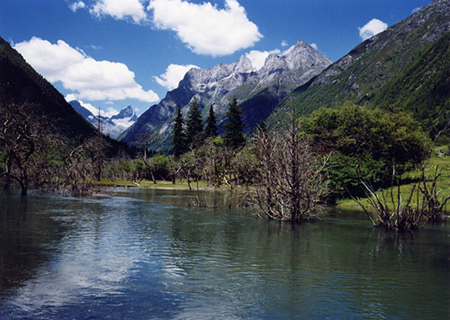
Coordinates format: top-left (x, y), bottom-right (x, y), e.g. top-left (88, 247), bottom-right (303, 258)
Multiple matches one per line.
top-left (96, 150), bottom-right (450, 214)
top-left (338, 150), bottom-right (450, 211)
top-left (96, 179), bottom-right (231, 191)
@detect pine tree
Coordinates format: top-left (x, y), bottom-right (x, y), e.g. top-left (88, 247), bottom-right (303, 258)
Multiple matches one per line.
top-left (224, 97), bottom-right (246, 148)
top-left (205, 105), bottom-right (218, 138)
top-left (172, 105), bottom-right (185, 159)
top-left (186, 97), bottom-right (203, 147)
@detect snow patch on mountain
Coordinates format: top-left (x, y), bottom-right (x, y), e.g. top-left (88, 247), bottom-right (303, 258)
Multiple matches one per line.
top-left (69, 101), bottom-right (137, 139)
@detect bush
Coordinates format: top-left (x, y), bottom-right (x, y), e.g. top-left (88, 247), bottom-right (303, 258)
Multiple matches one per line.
top-left (302, 103), bottom-right (431, 201)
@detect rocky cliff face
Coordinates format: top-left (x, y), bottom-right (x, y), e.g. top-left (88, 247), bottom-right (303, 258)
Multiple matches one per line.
top-left (120, 40), bottom-right (332, 151)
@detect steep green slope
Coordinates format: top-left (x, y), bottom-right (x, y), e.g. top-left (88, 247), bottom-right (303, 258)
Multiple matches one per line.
top-left (371, 32), bottom-right (450, 138)
top-left (269, 0), bottom-right (450, 128)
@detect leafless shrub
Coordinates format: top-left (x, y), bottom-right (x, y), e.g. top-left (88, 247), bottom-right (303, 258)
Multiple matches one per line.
top-left (249, 114), bottom-right (330, 222)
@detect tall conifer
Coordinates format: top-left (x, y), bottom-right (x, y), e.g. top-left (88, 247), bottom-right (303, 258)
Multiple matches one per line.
top-left (224, 97), bottom-right (246, 148)
top-left (186, 97), bottom-right (203, 147)
top-left (172, 105), bottom-right (185, 158)
top-left (205, 105), bottom-right (218, 138)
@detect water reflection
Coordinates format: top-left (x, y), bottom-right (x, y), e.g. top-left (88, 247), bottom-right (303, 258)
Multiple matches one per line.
top-left (0, 188), bottom-right (449, 319)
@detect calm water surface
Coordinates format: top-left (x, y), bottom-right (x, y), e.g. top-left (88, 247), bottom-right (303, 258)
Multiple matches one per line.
top-left (0, 188), bottom-right (449, 319)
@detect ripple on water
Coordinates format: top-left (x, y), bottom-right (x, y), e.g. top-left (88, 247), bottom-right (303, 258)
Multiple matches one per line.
top-left (0, 190), bottom-right (449, 319)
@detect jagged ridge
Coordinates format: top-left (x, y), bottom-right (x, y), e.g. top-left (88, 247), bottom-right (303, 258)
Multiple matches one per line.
top-left (69, 101), bottom-right (137, 139)
top-left (120, 40), bottom-right (332, 152)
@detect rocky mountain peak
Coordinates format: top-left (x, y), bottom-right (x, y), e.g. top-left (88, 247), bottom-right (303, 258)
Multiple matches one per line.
top-left (282, 40), bottom-right (331, 70)
top-left (234, 55), bottom-right (254, 73)
top-left (120, 38), bottom-right (333, 150)
top-left (69, 101), bottom-right (137, 139)
top-left (111, 105), bottom-right (137, 122)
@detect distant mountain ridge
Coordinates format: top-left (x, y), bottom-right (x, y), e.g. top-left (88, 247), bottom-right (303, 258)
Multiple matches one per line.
top-left (120, 40), bottom-right (332, 151)
top-left (270, 0), bottom-right (450, 132)
top-left (69, 101), bottom-right (137, 139)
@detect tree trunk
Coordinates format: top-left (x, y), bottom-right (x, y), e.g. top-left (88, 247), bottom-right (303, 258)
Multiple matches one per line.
top-left (20, 171), bottom-right (28, 196)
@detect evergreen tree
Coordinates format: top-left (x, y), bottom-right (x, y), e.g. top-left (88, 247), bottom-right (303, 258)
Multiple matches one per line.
top-left (186, 97), bottom-right (203, 147)
top-left (172, 105), bottom-right (185, 159)
top-left (205, 105), bottom-right (218, 138)
top-left (224, 97), bottom-right (246, 148)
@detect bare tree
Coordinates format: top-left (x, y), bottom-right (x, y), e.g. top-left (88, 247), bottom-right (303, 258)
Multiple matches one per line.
top-left (133, 132), bottom-right (158, 160)
top-left (132, 133), bottom-right (160, 183)
top-left (201, 138), bottom-right (224, 187)
top-left (250, 113), bottom-right (330, 222)
top-left (351, 120), bottom-right (450, 230)
top-left (352, 162), bottom-right (450, 230)
top-left (82, 134), bottom-right (108, 182)
top-left (0, 102), bottom-right (61, 195)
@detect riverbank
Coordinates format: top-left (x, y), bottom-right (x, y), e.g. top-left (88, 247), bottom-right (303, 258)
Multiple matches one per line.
top-left (96, 179), bottom-right (244, 192)
top-left (95, 152), bottom-right (450, 215)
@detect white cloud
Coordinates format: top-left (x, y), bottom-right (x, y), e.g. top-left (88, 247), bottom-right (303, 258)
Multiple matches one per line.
top-left (103, 106), bottom-right (121, 118)
top-left (148, 0), bottom-right (262, 56)
top-left (154, 64), bottom-right (199, 90)
top-left (359, 18), bottom-right (388, 41)
top-left (281, 40), bottom-right (288, 47)
top-left (89, 0), bottom-right (148, 23)
top-left (245, 49), bottom-right (280, 71)
top-left (90, 44), bottom-right (103, 51)
top-left (412, 7), bottom-right (421, 14)
top-left (15, 37), bottom-right (159, 103)
top-left (69, 1), bottom-right (86, 12)
top-left (310, 43), bottom-right (318, 50)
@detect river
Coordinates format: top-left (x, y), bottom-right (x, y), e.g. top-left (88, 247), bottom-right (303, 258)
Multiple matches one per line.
top-left (1, 188), bottom-right (449, 319)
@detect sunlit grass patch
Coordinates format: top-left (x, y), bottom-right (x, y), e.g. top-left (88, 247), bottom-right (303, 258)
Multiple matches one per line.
top-left (338, 153), bottom-right (450, 212)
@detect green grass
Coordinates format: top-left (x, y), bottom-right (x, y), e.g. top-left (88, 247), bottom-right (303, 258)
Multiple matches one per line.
top-left (338, 151), bottom-right (450, 210)
top-left (96, 178), bottom-right (218, 190)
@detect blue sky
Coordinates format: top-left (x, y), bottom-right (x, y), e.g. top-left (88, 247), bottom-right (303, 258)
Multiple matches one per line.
top-left (0, 0), bottom-right (431, 116)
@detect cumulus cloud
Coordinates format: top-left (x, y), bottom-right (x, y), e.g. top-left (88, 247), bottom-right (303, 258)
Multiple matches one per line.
top-left (154, 64), bottom-right (199, 90)
top-left (89, 0), bottom-right (148, 23)
top-left (148, 0), bottom-right (262, 56)
top-left (15, 37), bottom-right (159, 103)
top-left (69, 1), bottom-right (86, 12)
top-left (310, 43), bottom-right (318, 50)
top-left (359, 18), bottom-right (388, 41)
top-left (281, 40), bottom-right (288, 47)
top-left (245, 49), bottom-right (280, 71)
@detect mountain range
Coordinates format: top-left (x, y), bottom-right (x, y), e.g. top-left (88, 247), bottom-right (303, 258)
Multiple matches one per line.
top-left (120, 40), bottom-right (332, 151)
top-left (69, 101), bottom-right (137, 139)
top-left (121, 0), bottom-right (450, 152)
top-left (1, 0), bottom-right (449, 154)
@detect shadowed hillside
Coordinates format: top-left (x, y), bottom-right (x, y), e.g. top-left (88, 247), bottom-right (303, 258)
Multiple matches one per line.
top-left (0, 37), bottom-right (96, 140)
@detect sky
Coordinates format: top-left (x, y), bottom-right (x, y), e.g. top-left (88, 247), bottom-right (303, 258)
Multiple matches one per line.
top-left (0, 0), bottom-right (431, 117)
